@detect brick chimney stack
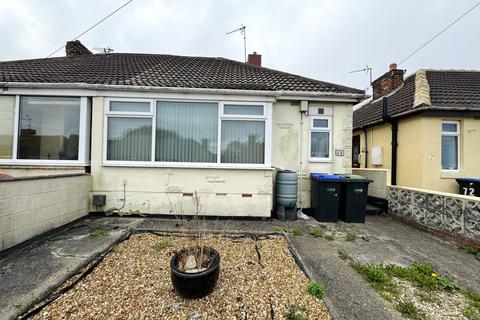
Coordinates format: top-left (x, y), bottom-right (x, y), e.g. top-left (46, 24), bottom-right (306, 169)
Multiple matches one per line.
top-left (247, 51), bottom-right (262, 67)
top-left (372, 63), bottom-right (405, 99)
top-left (65, 40), bottom-right (92, 57)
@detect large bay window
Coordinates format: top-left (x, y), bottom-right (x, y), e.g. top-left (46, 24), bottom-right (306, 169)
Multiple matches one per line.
top-left (441, 121), bottom-right (460, 171)
top-left (104, 99), bottom-right (271, 167)
top-left (0, 95), bottom-right (89, 165)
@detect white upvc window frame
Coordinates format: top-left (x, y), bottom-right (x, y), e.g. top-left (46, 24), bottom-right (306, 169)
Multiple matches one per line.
top-left (0, 95), bottom-right (90, 166)
top-left (309, 115), bottom-right (333, 162)
top-left (103, 98), bottom-right (155, 165)
top-left (103, 98), bottom-right (272, 169)
top-left (441, 120), bottom-right (460, 172)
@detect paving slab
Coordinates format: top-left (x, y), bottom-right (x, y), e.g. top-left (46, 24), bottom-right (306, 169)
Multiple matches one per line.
top-left (0, 217), bottom-right (143, 320)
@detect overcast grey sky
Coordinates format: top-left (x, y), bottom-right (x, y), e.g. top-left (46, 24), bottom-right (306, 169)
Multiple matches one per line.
top-left (1, 0), bottom-right (479, 91)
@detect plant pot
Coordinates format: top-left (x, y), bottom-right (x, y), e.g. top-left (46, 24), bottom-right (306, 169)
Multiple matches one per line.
top-left (170, 247), bottom-right (220, 299)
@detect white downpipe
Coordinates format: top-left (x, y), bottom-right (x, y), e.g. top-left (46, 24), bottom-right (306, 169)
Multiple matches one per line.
top-left (298, 101), bottom-right (308, 214)
top-left (298, 111), bottom-right (303, 212)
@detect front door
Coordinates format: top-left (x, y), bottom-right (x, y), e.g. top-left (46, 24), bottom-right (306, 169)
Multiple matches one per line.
top-left (352, 135), bottom-right (360, 168)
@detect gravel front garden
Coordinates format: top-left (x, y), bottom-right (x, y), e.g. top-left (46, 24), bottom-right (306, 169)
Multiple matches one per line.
top-left (29, 233), bottom-right (330, 320)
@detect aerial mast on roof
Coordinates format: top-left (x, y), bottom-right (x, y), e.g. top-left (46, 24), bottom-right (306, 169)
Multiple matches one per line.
top-left (349, 65), bottom-right (373, 92)
top-left (93, 47), bottom-right (114, 54)
top-left (226, 24), bottom-right (246, 62)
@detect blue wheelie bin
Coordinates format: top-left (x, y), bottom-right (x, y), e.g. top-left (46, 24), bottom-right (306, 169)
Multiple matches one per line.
top-left (310, 173), bottom-right (343, 222)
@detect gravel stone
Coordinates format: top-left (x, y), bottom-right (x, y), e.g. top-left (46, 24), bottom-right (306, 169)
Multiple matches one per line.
top-left (30, 233), bottom-right (330, 320)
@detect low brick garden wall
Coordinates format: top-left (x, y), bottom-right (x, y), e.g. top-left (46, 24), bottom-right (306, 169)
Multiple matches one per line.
top-left (387, 185), bottom-right (480, 246)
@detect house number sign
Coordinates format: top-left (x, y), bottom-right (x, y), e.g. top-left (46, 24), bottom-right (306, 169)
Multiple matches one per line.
top-left (335, 149), bottom-right (345, 157)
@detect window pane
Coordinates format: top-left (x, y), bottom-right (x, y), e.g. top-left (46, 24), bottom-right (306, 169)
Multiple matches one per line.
top-left (110, 101), bottom-right (150, 113)
top-left (311, 132), bottom-right (330, 158)
top-left (107, 117), bottom-right (152, 161)
top-left (0, 96), bottom-right (15, 159)
top-left (156, 101), bottom-right (218, 162)
top-left (442, 123), bottom-right (458, 133)
top-left (18, 97), bottom-right (80, 160)
top-left (221, 120), bottom-right (265, 164)
top-left (224, 104), bottom-right (263, 116)
top-left (441, 136), bottom-right (458, 170)
top-left (313, 119), bottom-right (329, 128)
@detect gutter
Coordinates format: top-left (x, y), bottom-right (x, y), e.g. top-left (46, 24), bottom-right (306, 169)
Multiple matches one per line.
top-left (2, 82), bottom-right (365, 100)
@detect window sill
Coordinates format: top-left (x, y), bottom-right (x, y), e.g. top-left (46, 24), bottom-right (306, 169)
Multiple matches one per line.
top-left (0, 161), bottom-right (90, 167)
top-left (102, 162), bottom-right (275, 170)
top-left (308, 159), bottom-right (334, 163)
top-left (441, 170), bottom-right (464, 179)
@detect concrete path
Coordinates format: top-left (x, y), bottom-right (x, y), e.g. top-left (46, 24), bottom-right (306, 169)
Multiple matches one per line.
top-left (327, 215), bottom-right (480, 293)
top-left (1, 214), bottom-right (478, 320)
top-left (0, 217), bottom-right (143, 320)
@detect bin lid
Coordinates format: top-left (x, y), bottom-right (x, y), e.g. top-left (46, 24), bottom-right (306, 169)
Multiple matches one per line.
top-left (456, 177), bottom-right (480, 182)
top-left (310, 173), bottom-right (343, 181)
top-left (335, 174), bottom-right (371, 182)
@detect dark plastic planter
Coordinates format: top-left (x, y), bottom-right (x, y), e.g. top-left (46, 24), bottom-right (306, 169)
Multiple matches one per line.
top-left (170, 247), bottom-right (220, 299)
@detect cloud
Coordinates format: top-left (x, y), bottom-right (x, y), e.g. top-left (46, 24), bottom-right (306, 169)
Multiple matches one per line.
top-left (1, 0), bottom-right (479, 91)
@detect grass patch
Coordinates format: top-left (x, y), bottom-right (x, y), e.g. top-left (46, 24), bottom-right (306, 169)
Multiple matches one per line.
top-left (273, 226), bottom-right (287, 233)
top-left (463, 305), bottom-right (480, 320)
top-left (463, 289), bottom-right (480, 320)
top-left (89, 229), bottom-right (109, 238)
top-left (345, 231), bottom-right (357, 242)
top-left (13, 303), bottom-right (22, 309)
top-left (384, 262), bottom-right (459, 292)
top-left (309, 227), bottom-right (323, 238)
top-left (395, 301), bottom-right (425, 319)
top-left (283, 305), bottom-right (309, 320)
top-left (152, 241), bottom-right (173, 251)
top-left (318, 224), bottom-right (327, 229)
top-left (323, 234), bottom-right (334, 241)
top-left (291, 228), bottom-right (301, 237)
top-left (307, 281), bottom-right (325, 299)
top-left (460, 245), bottom-right (480, 262)
top-left (352, 263), bottom-right (396, 293)
top-left (352, 260), bottom-right (480, 318)
top-left (337, 249), bottom-right (352, 262)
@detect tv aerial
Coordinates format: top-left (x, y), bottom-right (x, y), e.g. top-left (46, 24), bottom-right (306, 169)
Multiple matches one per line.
top-left (349, 65), bottom-right (373, 92)
top-left (93, 47), bottom-right (114, 54)
top-left (226, 24), bottom-right (246, 62)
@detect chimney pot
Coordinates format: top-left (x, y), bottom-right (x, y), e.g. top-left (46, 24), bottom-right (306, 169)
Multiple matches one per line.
top-left (389, 63), bottom-right (398, 71)
top-left (247, 52), bottom-right (262, 67)
top-left (65, 40), bottom-right (92, 57)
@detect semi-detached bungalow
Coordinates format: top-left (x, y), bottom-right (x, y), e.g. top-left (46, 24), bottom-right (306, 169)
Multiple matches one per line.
top-left (0, 41), bottom-right (364, 217)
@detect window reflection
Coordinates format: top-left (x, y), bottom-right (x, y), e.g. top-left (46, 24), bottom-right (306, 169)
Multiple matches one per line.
top-left (18, 97), bottom-right (80, 160)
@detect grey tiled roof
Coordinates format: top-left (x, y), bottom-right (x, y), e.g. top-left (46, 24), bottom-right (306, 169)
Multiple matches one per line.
top-left (353, 70), bottom-right (480, 129)
top-left (427, 70), bottom-right (480, 108)
top-left (0, 53), bottom-right (363, 94)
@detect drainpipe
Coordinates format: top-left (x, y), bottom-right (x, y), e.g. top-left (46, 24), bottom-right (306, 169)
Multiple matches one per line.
top-left (382, 97), bottom-right (398, 185)
top-left (362, 128), bottom-right (368, 168)
top-left (298, 101), bottom-right (309, 213)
